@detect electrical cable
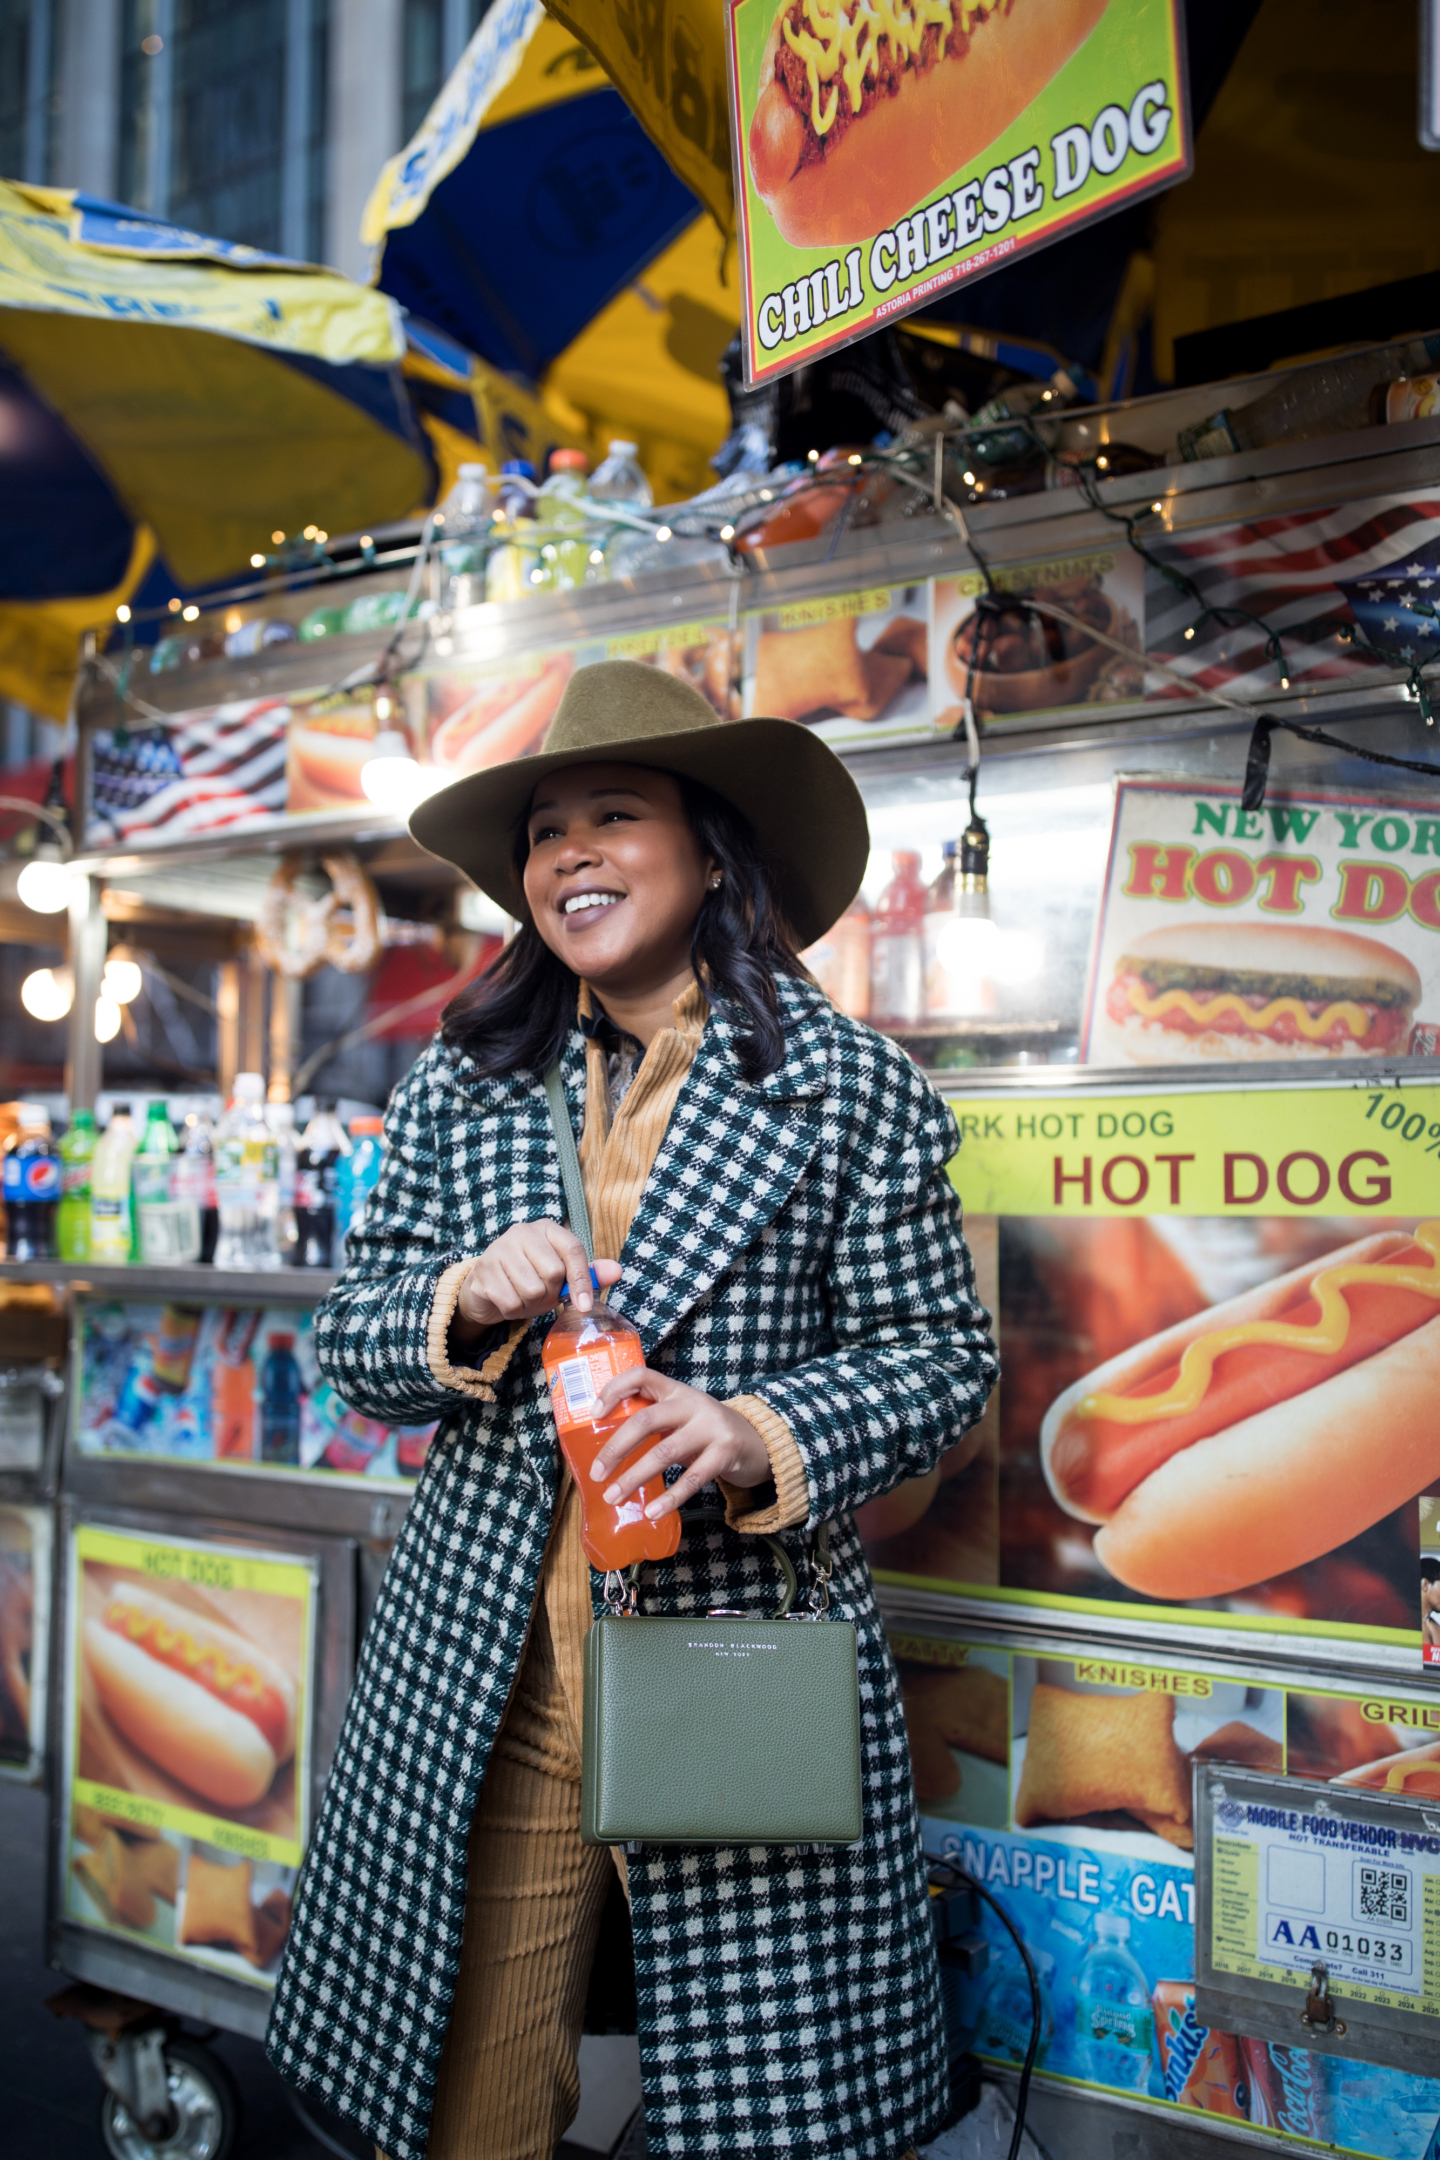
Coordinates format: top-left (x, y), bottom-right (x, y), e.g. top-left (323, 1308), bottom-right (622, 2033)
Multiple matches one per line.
top-left (929, 1856), bottom-right (1040, 2160)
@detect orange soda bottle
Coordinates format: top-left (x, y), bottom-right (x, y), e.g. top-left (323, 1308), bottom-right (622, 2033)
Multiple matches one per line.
top-left (542, 1270), bottom-right (681, 1569)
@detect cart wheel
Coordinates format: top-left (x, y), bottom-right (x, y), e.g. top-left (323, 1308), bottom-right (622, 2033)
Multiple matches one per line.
top-left (98, 2036), bottom-right (239, 2160)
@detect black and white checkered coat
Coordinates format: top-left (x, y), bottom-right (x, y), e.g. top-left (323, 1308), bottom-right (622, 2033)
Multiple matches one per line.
top-left (266, 978), bottom-right (997, 2159)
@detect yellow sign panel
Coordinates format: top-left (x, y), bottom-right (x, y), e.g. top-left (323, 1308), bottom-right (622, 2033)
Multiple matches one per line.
top-left (945, 1083), bottom-right (1440, 1217)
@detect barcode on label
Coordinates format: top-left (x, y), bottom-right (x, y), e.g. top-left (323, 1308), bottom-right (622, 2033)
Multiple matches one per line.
top-left (558, 1356), bottom-right (600, 1419)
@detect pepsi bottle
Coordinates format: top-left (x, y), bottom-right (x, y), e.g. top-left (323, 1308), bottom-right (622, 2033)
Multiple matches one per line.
top-left (4, 1105), bottom-right (61, 1261)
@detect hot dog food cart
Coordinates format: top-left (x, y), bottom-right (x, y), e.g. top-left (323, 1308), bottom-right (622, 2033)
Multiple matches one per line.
top-left (12, 336), bottom-right (1440, 2160)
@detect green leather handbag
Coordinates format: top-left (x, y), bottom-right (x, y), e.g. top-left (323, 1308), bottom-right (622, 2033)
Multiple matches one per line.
top-left (580, 1529), bottom-right (863, 1850)
top-left (542, 1065), bottom-right (864, 1852)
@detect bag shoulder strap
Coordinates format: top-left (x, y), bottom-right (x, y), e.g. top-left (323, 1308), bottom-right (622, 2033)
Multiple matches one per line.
top-left (543, 1061), bottom-right (594, 1264)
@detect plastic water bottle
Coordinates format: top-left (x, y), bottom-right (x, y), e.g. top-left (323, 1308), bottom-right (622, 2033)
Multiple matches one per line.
top-left (293, 1101), bottom-right (350, 1268)
top-left (588, 439), bottom-right (652, 509)
top-left (90, 1103), bottom-right (138, 1264)
top-left (532, 449), bottom-right (591, 592)
top-left (978, 1946), bottom-right (1056, 2067)
top-left (57, 1108), bottom-right (96, 1262)
top-left (485, 460), bottom-right (539, 602)
top-left (1075, 1912), bottom-right (1155, 2091)
top-left (260, 1331), bottom-right (303, 1464)
top-left (334, 1116), bottom-right (385, 1263)
top-left (214, 1073), bottom-right (281, 1270)
top-left (267, 1099), bottom-right (299, 1264)
top-left (439, 461), bottom-right (495, 610)
top-left (3, 1105), bottom-right (61, 1261)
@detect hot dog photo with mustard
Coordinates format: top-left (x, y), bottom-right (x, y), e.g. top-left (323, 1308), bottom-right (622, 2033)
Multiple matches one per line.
top-left (727, 0), bottom-right (1191, 382)
top-left (863, 777), bottom-right (1440, 1651)
top-left (62, 1523), bottom-right (315, 1988)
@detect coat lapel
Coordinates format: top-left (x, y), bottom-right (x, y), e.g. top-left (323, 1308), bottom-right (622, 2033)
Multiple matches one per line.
top-left (609, 982), bottom-right (834, 1353)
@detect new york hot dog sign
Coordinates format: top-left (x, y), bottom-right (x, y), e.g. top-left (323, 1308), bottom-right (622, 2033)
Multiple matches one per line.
top-left (727, 0), bottom-right (1191, 383)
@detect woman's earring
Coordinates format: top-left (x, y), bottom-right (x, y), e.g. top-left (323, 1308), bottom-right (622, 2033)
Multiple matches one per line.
top-left (709, 874), bottom-right (723, 890)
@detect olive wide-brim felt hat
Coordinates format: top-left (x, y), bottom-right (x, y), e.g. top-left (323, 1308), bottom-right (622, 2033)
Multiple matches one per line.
top-left (408, 658), bottom-right (871, 949)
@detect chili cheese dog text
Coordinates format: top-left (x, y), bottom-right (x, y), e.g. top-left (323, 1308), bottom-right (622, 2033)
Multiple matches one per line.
top-left (1040, 1226), bottom-right (1440, 1599)
top-left (84, 1583), bottom-right (297, 1810)
top-left (748, 0), bottom-right (1110, 247)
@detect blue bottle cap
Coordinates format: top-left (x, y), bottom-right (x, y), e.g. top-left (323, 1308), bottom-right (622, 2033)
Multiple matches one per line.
top-left (558, 1265), bottom-right (602, 1303)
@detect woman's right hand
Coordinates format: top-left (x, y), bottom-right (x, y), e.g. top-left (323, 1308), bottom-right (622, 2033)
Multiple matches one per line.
top-left (451, 1220), bottom-right (622, 1342)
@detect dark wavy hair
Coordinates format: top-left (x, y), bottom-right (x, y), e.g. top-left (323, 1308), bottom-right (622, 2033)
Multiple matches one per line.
top-left (441, 776), bottom-right (818, 1082)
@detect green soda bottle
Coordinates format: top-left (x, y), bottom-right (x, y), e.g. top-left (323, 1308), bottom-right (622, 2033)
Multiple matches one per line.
top-left (133, 1100), bottom-right (189, 1264)
top-left (57, 1109), bottom-right (96, 1262)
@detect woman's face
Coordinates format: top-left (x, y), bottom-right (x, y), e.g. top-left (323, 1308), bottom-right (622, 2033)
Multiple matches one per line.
top-left (522, 761), bottom-right (714, 991)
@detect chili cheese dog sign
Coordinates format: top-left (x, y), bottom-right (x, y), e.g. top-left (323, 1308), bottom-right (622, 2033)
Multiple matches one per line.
top-left (726, 0), bottom-right (1191, 383)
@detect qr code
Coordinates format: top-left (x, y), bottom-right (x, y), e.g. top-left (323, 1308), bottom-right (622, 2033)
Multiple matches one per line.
top-left (1355, 1865), bottom-right (1410, 1926)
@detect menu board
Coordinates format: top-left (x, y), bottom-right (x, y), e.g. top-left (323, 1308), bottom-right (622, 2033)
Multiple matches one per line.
top-left (0, 1503), bottom-right (50, 1779)
top-left (862, 1081), bottom-right (1440, 1647)
top-left (75, 1300), bottom-right (436, 1484)
top-left (1082, 779), bottom-right (1440, 1068)
top-left (903, 1625), bottom-right (1440, 2156)
top-left (741, 582), bottom-right (933, 745)
top-left (62, 1521), bottom-right (316, 1989)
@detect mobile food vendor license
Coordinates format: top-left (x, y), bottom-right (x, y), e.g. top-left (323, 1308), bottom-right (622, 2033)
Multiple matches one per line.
top-left (1209, 1792), bottom-right (1440, 2016)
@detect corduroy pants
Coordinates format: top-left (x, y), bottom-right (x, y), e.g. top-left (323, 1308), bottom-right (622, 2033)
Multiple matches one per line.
top-left (420, 1564), bottom-right (626, 2160)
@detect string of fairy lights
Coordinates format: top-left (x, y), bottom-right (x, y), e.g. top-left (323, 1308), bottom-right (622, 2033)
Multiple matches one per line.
top-left (84, 408), bottom-right (1440, 819)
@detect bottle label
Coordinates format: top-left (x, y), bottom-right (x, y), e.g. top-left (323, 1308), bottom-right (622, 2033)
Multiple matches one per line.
top-left (3, 1154), bottom-right (60, 1201)
top-left (61, 1162), bottom-right (92, 1198)
top-left (547, 1336), bottom-right (644, 1430)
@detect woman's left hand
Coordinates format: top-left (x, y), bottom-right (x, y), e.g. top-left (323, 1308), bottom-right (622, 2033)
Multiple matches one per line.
top-left (590, 1368), bottom-right (770, 1519)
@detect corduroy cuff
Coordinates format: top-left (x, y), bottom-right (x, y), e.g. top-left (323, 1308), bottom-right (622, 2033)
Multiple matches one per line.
top-left (425, 1258), bottom-right (526, 1401)
top-left (718, 1394), bottom-right (812, 1534)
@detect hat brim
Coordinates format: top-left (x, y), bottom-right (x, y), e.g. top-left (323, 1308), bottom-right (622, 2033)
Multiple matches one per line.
top-left (408, 717), bottom-right (871, 950)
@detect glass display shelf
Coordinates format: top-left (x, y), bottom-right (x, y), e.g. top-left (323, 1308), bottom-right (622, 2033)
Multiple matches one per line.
top-left (0, 1261), bottom-right (337, 1301)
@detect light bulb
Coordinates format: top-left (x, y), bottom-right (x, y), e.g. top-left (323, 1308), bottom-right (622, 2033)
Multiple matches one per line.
top-left (719, 524), bottom-right (735, 541)
top-left (102, 956), bottom-right (143, 1005)
top-left (182, 604), bottom-right (199, 621)
top-left (20, 966), bottom-right (73, 1021)
top-left (935, 914), bottom-right (1000, 971)
top-left (361, 733), bottom-right (442, 813)
top-left (997, 929), bottom-right (1045, 983)
top-left (271, 529), bottom-right (285, 544)
top-left (655, 526), bottom-right (673, 542)
top-left (250, 553), bottom-right (266, 567)
top-left (116, 603), bottom-right (131, 622)
top-left (94, 994), bottom-right (122, 1043)
top-left (16, 856), bottom-right (75, 914)
top-left (589, 549), bottom-right (605, 565)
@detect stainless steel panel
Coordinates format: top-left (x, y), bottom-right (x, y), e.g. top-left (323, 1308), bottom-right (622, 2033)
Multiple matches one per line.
top-left (0, 1260), bottom-right (337, 1299)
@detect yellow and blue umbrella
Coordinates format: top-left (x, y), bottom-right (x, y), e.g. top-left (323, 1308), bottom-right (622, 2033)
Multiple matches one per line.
top-left (0, 181), bottom-right (433, 593)
top-left (362, 0), bottom-right (699, 381)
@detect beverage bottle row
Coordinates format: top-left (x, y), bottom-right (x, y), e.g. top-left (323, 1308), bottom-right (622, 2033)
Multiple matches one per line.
top-left (802, 847), bottom-right (1003, 1030)
top-left (3, 1083), bottom-right (385, 1268)
top-left (440, 442), bottom-right (655, 609)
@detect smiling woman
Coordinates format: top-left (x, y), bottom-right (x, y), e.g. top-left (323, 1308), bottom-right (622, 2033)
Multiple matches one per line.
top-left (266, 660), bottom-right (999, 2160)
